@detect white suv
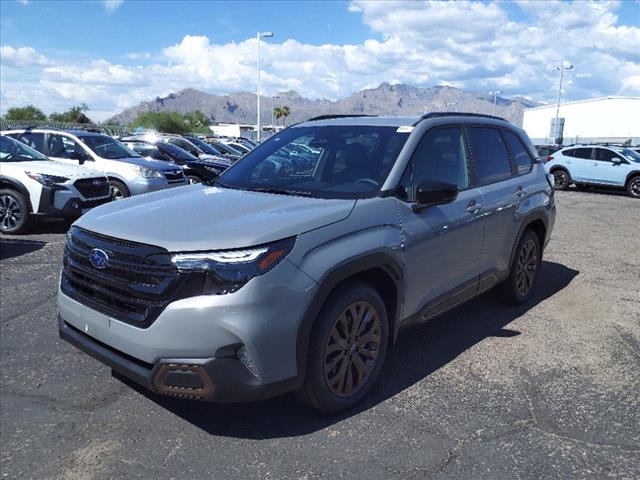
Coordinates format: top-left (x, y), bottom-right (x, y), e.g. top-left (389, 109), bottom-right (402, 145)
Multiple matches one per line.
top-left (2, 129), bottom-right (187, 200)
top-left (0, 135), bottom-right (111, 234)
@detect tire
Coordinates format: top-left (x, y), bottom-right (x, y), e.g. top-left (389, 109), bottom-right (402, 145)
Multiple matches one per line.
top-left (0, 189), bottom-right (31, 235)
top-left (551, 169), bottom-right (571, 190)
top-left (109, 180), bottom-right (130, 201)
top-left (187, 175), bottom-right (204, 184)
top-left (627, 176), bottom-right (640, 199)
top-left (296, 281), bottom-right (389, 412)
top-left (498, 230), bottom-right (541, 305)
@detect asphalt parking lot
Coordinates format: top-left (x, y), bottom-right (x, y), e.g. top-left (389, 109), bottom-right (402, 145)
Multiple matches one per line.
top-left (1, 189), bottom-right (639, 480)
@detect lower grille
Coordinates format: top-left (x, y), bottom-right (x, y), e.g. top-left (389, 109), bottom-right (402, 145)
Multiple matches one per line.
top-left (74, 178), bottom-right (110, 199)
top-left (61, 227), bottom-right (185, 328)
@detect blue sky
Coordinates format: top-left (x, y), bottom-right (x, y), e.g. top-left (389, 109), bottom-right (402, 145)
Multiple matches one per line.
top-left (1, 0), bottom-right (639, 120)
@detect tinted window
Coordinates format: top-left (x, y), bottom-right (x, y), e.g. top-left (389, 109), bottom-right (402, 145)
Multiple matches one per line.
top-left (47, 134), bottom-right (81, 159)
top-left (403, 127), bottom-right (470, 197)
top-left (563, 149), bottom-right (576, 157)
top-left (594, 148), bottom-right (622, 162)
top-left (157, 142), bottom-right (200, 162)
top-left (468, 127), bottom-right (512, 185)
top-left (504, 131), bottom-right (533, 175)
top-left (1, 135), bottom-right (49, 162)
top-left (572, 148), bottom-right (592, 159)
top-left (9, 132), bottom-right (46, 152)
top-left (168, 138), bottom-right (201, 157)
top-left (80, 135), bottom-right (139, 159)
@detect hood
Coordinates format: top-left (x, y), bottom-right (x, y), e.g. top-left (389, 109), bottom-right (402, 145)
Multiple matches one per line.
top-left (109, 156), bottom-right (179, 171)
top-left (4, 160), bottom-right (105, 179)
top-left (75, 185), bottom-right (356, 251)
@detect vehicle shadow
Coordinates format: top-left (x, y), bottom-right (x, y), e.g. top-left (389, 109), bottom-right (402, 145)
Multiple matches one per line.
top-left (0, 238), bottom-right (46, 260)
top-left (117, 260), bottom-right (579, 439)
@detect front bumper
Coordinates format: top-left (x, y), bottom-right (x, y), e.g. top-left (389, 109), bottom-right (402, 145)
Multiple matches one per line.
top-left (37, 185), bottom-right (111, 217)
top-left (58, 316), bottom-right (298, 402)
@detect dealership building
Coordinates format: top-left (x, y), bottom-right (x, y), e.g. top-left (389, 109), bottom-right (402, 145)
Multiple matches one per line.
top-left (522, 96), bottom-right (639, 146)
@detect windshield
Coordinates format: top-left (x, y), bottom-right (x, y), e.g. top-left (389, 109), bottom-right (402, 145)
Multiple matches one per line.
top-left (0, 135), bottom-right (49, 162)
top-left (618, 148), bottom-right (640, 162)
top-left (218, 125), bottom-right (410, 199)
top-left (158, 142), bottom-right (200, 161)
top-left (213, 141), bottom-right (242, 156)
top-left (80, 135), bottom-right (140, 159)
top-left (168, 138), bottom-right (202, 157)
top-left (186, 137), bottom-right (221, 156)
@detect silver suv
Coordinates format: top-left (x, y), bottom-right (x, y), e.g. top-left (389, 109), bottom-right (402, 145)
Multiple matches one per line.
top-left (58, 113), bottom-right (555, 412)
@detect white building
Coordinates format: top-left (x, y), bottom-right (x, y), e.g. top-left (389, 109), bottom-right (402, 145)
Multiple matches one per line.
top-left (522, 96), bottom-right (640, 145)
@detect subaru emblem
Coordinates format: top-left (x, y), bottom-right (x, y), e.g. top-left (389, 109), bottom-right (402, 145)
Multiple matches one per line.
top-left (92, 179), bottom-right (102, 187)
top-left (89, 248), bottom-right (109, 269)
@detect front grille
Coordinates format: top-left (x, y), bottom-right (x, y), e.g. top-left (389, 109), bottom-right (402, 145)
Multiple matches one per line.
top-left (61, 227), bottom-right (186, 328)
top-left (163, 170), bottom-right (185, 182)
top-left (74, 178), bottom-right (110, 199)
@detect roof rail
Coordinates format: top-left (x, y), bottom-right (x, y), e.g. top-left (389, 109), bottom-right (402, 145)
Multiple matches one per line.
top-left (419, 112), bottom-right (507, 122)
top-left (306, 114), bottom-right (374, 122)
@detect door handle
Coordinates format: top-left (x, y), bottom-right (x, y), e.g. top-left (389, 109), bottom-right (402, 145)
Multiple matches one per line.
top-left (516, 186), bottom-right (527, 198)
top-left (466, 201), bottom-right (483, 214)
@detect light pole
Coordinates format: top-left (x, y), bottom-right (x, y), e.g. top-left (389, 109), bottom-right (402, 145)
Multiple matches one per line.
top-left (553, 62), bottom-right (573, 145)
top-left (489, 90), bottom-right (502, 115)
top-left (445, 102), bottom-right (457, 112)
top-left (256, 31), bottom-right (273, 142)
top-left (271, 95), bottom-right (279, 131)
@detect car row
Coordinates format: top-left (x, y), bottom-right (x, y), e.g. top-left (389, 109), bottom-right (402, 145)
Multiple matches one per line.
top-left (543, 144), bottom-right (640, 198)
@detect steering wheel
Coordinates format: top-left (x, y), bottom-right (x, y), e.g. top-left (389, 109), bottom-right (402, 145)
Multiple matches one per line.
top-left (355, 178), bottom-right (379, 187)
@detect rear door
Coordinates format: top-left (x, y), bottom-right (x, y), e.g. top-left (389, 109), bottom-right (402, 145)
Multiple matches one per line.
top-left (396, 126), bottom-right (485, 317)
top-left (564, 147), bottom-right (593, 182)
top-left (591, 148), bottom-right (628, 186)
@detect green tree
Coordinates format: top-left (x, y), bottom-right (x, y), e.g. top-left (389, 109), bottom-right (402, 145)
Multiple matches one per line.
top-left (49, 103), bottom-right (92, 123)
top-left (273, 107), bottom-right (283, 126)
top-left (4, 105), bottom-right (47, 122)
top-left (129, 111), bottom-right (189, 135)
top-left (183, 110), bottom-right (211, 133)
top-left (281, 105), bottom-right (291, 126)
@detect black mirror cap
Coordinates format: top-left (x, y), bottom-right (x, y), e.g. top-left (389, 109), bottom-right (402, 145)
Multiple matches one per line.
top-left (414, 181), bottom-right (458, 209)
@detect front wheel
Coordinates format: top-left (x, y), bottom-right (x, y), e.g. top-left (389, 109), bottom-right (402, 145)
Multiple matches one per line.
top-left (627, 176), bottom-right (640, 199)
top-left (552, 169), bottom-right (570, 190)
top-left (497, 230), bottom-right (541, 305)
top-left (0, 189), bottom-right (31, 235)
top-left (296, 281), bottom-right (388, 412)
top-left (109, 180), bottom-right (130, 201)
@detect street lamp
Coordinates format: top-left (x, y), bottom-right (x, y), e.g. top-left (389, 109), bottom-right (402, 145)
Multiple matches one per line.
top-left (553, 62), bottom-right (573, 145)
top-left (445, 102), bottom-right (457, 112)
top-left (271, 95), bottom-right (279, 131)
top-left (489, 90), bottom-right (502, 115)
top-left (256, 31), bottom-right (273, 142)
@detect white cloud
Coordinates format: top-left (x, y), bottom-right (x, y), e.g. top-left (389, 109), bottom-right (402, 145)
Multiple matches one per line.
top-left (103, 0), bottom-right (123, 13)
top-left (1, 1), bottom-right (639, 121)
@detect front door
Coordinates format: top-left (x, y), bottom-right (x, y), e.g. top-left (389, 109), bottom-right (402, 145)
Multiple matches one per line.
top-left (591, 148), bottom-right (628, 186)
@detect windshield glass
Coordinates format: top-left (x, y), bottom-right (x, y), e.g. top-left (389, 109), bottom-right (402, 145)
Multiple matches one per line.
top-left (168, 138), bottom-right (202, 156)
top-left (218, 125), bottom-right (410, 199)
top-left (186, 137), bottom-right (221, 156)
top-left (618, 148), bottom-right (640, 162)
top-left (0, 135), bottom-right (49, 162)
top-left (158, 142), bottom-right (200, 161)
top-left (213, 141), bottom-right (242, 156)
top-left (80, 135), bottom-right (140, 159)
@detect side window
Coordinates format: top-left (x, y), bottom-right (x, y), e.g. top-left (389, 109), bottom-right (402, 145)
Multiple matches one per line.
top-left (401, 127), bottom-right (470, 199)
top-left (11, 133), bottom-right (46, 153)
top-left (563, 149), bottom-right (576, 157)
top-left (504, 131), bottom-right (533, 175)
top-left (467, 127), bottom-right (512, 185)
top-left (573, 148), bottom-right (593, 160)
top-left (47, 134), bottom-right (80, 159)
top-left (594, 148), bottom-right (621, 162)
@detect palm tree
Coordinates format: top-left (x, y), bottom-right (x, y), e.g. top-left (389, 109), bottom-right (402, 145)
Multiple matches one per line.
top-left (273, 107), bottom-right (283, 127)
top-left (281, 106), bottom-right (290, 126)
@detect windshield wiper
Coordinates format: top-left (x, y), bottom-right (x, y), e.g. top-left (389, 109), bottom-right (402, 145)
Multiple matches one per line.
top-left (249, 187), bottom-right (312, 197)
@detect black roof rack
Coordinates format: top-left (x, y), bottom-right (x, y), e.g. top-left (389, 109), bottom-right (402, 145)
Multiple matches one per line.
top-left (419, 112), bottom-right (507, 122)
top-left (306, 114), bottom-right (374, 122)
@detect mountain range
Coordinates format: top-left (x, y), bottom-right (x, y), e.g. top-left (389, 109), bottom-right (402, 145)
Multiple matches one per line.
top-left (107, 83), bottom-right (541, 126)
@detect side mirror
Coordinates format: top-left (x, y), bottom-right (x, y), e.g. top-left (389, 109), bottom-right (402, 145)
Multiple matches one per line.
top-left (414, 181), bottom-right (458, 211)
top-left (612, 157), bottom-right (622, 164)
top-left (72, 151), bottom-right (87, 164)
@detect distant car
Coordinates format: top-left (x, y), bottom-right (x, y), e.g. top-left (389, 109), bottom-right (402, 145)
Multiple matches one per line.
top-left (0, 135), bottom-right (111, 234)
top-left (544, 144), bottom-right (640, 198)
top-left (209, 140), bottom-right (244, 158)
top-left (2, 129), bottom-right (187, 200)
top-left (121, 139), bottom-right (226, 184)
top-left (535, 144), bottom-right (560, 160)
top-left (184, 136), bottom-right (240, 162)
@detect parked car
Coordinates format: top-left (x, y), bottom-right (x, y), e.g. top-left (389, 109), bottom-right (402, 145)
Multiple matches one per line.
top-left (535, 144), bottom-right (560, 160)
top-left (208, 139), bottom-right (244, 158)
top-left (120, 138), bottom-right (226, 183)
top-left (0, 135), bottom-right (111, 234)
top-left (544, 144), bottom-right (640, 198)
top-left (184, 136), bottom-right (241, 162)
top-left (58, 113), bottom-right (555, 412)
top-left (2, 129), bottom-right (188, 200)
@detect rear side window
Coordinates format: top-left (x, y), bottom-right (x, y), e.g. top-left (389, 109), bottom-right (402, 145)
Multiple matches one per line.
top-left (504, 131), bottom-right (533, 175)
top-left (10, 132), bottom-right (46, 153)
top-left (572, 148), bottom-right (592, 159)
top-left (563, 149), bottom-right (576, 157)
top-left (467, 127), bottom-right (512, 185)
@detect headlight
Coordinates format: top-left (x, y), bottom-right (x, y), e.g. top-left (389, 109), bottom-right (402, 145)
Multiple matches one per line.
top-left (25, 172), bottom-right (69, 186)
top-left (128, 165), bottom-right (162, 178)
top-left (163, 237), bottom-right (296, 295)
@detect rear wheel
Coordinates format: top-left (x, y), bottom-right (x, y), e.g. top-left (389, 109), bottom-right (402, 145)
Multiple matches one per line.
top-left (109, 180), bottom-right (130, 201)
top-left (296, 281), bottom-right (388, 412)
top-left (498, 230), bottom-right (541, 305)
top-left (552, 169), bottom-right (570, 190)
top-left (627, 176), bottom-right (640, 199)
top-left (0, 189), bottom-right (31, 235)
